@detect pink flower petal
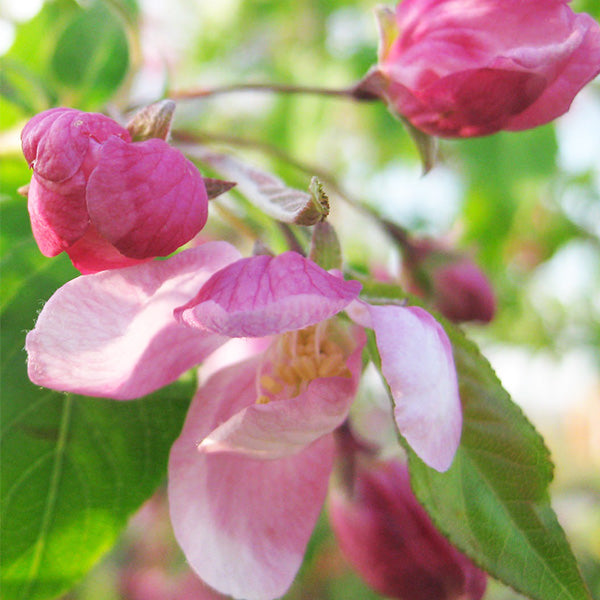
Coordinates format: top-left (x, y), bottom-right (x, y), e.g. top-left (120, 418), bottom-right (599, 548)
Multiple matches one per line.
top-left (169, 357), bottom-right (334, 600)
top-left (21, 108), bottom-right (129, 182)
top-left (198, 329), bottom-right (365, 458)
top-left (412, 67), bottom-right (546, 137)
top-left (86, 137), bottom-right (208, 259)
top-left (175, 252), bottom-right (362, 337)
top-left (365, 304), bottom-right (461, 471)
top-left (507, 12), bottom-right (600, 130)
top-left (27, 176), bottom-right (89, 256)
top-left (26, 243), bottom-right (241, 399)
top-left (65, 225), bottom-right (150, 274)
top-left (329, 459), bottom-right (487, 600)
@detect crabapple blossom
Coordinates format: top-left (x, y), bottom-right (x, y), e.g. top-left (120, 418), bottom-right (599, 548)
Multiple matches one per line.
top-left (372, 0), bottom-right (600, 137)
top-left (25, 244), bottom-right (461, 599)
top-left (21, 107), bottom-right (208, 273)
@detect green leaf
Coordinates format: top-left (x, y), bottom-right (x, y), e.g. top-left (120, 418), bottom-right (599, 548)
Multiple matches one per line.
top-left (0, 199), bottom-right (193, 600)
top-left (0, 0), bottom-right (77, 125)
top-left (360, 280), bottom-right (592, 600)
top-left (50, 1), bottom-right (129, 107)
top-left (410, 327), bottom-right (591, 600)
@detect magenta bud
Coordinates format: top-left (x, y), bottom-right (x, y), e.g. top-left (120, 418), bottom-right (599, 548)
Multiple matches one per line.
top-left (329, 459), bottom-right (487, 600)
top-left (21, 107), bottom-right (208, 273)
top-left (374, 0), bottom-right (600, 137)
top-left (431, 258), bottom-right (496, 324)
top-left (401, 237), bottom-right (495, 324)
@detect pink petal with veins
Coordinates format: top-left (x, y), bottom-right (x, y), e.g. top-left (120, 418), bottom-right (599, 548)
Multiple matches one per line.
top-left (87, 137), bottom-right (208, 259)
top-left (21, 107), bottom-right (129, 182)
top-left (175, 252), bottom-right (361, 337)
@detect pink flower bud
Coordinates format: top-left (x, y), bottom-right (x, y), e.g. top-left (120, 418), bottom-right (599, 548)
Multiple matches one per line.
top-left (431, 258), bottom-right (496, 323)
top-left (374, 0), bottom-right (600, 137)
top-left (329, 459), bottom-right (487, 600)
top-left (402, 237), bottom-right (496, 323)
top-left (21, 107), bottom-right (208, 273)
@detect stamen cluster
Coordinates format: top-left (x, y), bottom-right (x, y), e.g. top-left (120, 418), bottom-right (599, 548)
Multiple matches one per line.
top-left (257, 324), bottom-right (351, 404)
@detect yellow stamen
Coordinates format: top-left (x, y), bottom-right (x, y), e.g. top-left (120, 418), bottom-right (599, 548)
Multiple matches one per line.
top-left (259, 374), bottom-right (283, 395)
top-left (256, 323), bottom-right (351, 404)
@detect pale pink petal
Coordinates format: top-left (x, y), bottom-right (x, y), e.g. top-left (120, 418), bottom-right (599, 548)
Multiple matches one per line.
top-left (66, 225), bottom-right (150, 274)
top-left (198, 337), bottom-right (272, 383)
top-left (175, 252), bottom-right (362, 337)
top-left (198, 330), bottom-right (365, 458)
top-left (363, 304), bottom-right (461, 472)
top-left (27, 176), bottom-right (88, 256)
top-left (26, 243), bottom-right (241, 399)
top-left (86, 137), bottom-right (208, 259)
top-left (169, 357), bottom-right (334, 600)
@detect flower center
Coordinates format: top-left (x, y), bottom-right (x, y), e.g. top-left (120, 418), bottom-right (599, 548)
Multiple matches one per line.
top-left (256, 323), bottom-right (351, 404)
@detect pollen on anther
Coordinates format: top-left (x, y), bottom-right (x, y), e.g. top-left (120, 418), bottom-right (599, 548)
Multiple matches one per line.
top-left (260, 374), bottom-right (283, 395)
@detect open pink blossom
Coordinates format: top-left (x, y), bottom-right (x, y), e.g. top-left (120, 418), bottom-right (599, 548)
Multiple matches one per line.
top-left (26, 246), bottom-right (461, 600)
top-left (21, 107), bottom-right (208, 273)
top-left (373, 0), bottom-right (600, 137)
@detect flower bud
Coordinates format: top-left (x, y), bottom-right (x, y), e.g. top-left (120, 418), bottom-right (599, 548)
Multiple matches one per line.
top-left (401, 236), bottom-right (496, 323)
top-left (329, 458), bottom-right (487, 600)
top-left (371, 0), bottom-right (600, 137)
top-left (430, 258), bottom-right (496, 323)
top-left (21, 107), bottom-right (208, 273)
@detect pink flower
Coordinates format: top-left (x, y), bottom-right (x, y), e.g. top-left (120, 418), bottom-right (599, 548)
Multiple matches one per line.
top-left (374, 0), bottom-right (600, 137)
top-left (21, 108), bottom-right (208, 273)
top-left (329, 457), bottom-right (487, 600)
top-left (25, 244), bottom-right (461, 599)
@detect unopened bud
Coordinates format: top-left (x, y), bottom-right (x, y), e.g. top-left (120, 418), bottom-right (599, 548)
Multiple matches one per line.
top-left (402, 237), bottom-right (496, 323)
top-left (431, 258), bottom-right (496, 323)
top-left (329, 458), bottom-right (487, 600)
